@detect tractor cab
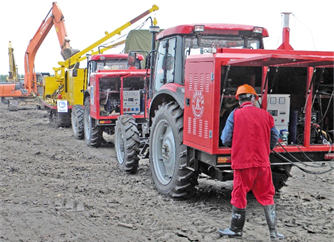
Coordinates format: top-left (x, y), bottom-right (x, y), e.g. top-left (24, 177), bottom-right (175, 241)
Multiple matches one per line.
top-left (151, 24), bottom-right (269, 93)
top-left (86, 53), bottom-right (143, 87)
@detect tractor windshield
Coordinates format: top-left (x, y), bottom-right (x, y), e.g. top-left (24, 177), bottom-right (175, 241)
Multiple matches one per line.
top-left (96, 60), bottom-right (128, 70)
top-left (185, 36), bottom-right (261, 56)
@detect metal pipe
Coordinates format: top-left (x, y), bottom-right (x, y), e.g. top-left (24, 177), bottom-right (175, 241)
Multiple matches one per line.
top-left (281, 12), bottom-right (292, 28)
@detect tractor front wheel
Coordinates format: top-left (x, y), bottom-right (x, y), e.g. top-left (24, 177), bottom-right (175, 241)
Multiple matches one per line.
top-left (84, 97), bottom-right (103, 147)
top-left (72, 105), bottom-right (84, 139)
top-left (115, 115), bottom-right (140, 173)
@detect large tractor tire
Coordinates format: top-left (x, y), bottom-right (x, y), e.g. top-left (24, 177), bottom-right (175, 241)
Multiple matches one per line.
top-left (71, 105), bottom-right (84, 139)
top-left (272, 165), bottom-right (292, 192)
top-left (115, 115), bottom-right (140, 174)
top-left (83, 97), bottom-right (103, 147)
top-left (149, 102), bottom-right (198, 198)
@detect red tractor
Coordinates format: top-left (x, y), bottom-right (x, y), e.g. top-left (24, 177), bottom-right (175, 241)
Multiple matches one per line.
top-left (82, 53), bottom-right (146, 148)
top-left (84, 67), bottom-right (149, 172)
top-left (116, 14), bottom-right (333, 198)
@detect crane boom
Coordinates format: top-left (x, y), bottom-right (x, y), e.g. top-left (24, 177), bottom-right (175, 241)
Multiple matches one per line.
top-left (57, 4), bottom-right (159, 69)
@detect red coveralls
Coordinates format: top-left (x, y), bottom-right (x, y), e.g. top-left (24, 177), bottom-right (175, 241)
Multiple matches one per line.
top-left (230, 102), bottom-right (275, 209)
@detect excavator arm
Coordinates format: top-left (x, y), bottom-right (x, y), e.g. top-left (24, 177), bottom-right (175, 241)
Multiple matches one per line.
top-left (24, 1), bottom-right (78, 94)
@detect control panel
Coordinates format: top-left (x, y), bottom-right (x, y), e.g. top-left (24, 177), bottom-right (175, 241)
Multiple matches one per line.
top-left (123, 90), bottom-right (142, 114)
top-left (267, 94), bottom-right (290, 132)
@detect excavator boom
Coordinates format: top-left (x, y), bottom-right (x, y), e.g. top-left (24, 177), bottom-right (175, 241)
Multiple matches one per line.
top-left (24, 1), bottom-right (78, 94)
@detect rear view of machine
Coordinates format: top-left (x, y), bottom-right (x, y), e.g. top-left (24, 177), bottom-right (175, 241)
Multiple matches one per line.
top-left (145, 13), bottom-right (334, 199)
top-left (84, 67), bottom-right (149, 173)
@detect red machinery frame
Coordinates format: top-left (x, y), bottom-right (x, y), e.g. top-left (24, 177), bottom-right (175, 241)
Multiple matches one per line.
top-left (89, 69), bottom-right (149, 123)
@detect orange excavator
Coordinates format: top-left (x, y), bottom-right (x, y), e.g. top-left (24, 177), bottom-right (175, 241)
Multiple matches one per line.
top-left (0, 1), bottom-right (78, 110)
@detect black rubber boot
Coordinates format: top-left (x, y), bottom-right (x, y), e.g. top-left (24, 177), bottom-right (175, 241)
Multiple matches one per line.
top-left (264, 205), bottom-right (284, 241)
top-left (218, 205), bottom-right (246, 238)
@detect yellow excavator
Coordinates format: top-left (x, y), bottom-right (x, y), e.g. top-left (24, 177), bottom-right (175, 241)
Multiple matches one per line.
top-left (0, 41), bottom-right (19, 105)
top-left (7, 41), bottom-right (18, 83)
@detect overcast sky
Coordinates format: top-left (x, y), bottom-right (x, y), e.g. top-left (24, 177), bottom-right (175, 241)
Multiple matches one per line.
top-left (1, 0), bottom-right (333, 75)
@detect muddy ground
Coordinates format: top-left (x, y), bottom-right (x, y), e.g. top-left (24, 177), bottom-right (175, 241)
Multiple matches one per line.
top-left (0, 103), bottom-right (333, 242)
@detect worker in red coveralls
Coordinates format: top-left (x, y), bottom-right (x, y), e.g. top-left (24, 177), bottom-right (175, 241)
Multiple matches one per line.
top-left (219, 84), bottom-right (284, 241)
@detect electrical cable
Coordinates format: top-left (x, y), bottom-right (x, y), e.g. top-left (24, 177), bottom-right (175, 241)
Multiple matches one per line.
top-left (293, 15), bottom-right (318, 50)
top-left (294, 144), bottom-right (332, 165)
top-left (278, 142), bottom-right (332, 168)
top-left (273, 142), bottom-right (334, 174)
top-left (269, 67), bottom-right (279, 94)
top-left (311, 68), bottom-right (324, 110)
top-left (317, 90), bottom-right (334, 125)
top-left (273, 149), bottom-right (334, 174)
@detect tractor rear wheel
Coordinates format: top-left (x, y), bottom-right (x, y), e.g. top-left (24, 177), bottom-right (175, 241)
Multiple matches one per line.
top-left (84, 97), bottom-right (103, 147)
top-left (115, 115), bottom-right (140, 173)
top-left (72, 105), bottom-right (84, 139)
top-left (272, 165), bottom-right (292, 192)
top-left (150, 102), bottom-right (198, 198)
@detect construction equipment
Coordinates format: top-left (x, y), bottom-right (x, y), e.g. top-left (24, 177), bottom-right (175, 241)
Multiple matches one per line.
top-left (0, 41), bottom-right (20, 104)
top-left (7, 41), bottom-right (18, 83)
top-left (0, 2), bottom-right (78, 110)
top-left (74, 53), bottom-right (145, 138)
top-left (41, 4), bottom-right (159, 131)
top-left (84, 67), bottom-right (149, 153)
top-left (114, 13), bottom-right (334, 198)
top-left (82, 29), bottom-right (157, 147)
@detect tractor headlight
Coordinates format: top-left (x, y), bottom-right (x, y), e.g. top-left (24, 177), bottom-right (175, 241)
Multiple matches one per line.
top-left (194, 25), bottom-right (205, 33)
top-left (253, 27), bottom-right (263, 34)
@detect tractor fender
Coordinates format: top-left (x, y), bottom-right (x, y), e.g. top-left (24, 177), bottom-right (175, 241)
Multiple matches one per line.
top-left (83, 89), bottom-right (91, 103)
top-left (149, 84), bottom-right (185, 124)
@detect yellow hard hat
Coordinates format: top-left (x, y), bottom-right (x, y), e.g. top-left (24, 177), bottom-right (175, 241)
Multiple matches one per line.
top-left (235, 84), bottom-right (259, 100)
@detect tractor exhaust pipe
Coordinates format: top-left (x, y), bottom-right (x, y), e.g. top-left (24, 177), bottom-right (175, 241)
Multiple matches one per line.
top-left (149, 24), bottom-right (160, 98)
top-left (282, 12), bottom-right (291, 28)
top-left (277, 12), bottom-right (294, 50)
